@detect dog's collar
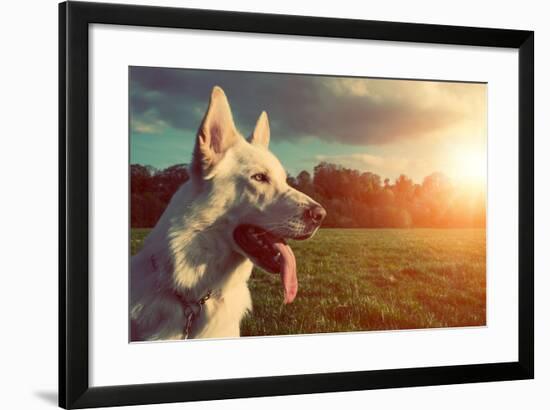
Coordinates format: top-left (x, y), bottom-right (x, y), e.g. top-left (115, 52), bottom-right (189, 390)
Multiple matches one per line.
top-left (174, 288), bottom-right (213, 340)
top-left (150, 254), bottom-right (214, 339)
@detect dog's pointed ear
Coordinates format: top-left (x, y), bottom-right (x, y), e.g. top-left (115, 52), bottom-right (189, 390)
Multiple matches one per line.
top-left (249, 111), bottom-right (270, 148)
top-left (192, 86), bottom-right (240, 177)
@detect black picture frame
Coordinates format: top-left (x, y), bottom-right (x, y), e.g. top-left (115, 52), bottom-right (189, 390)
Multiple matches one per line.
top-left (59, 1), bottom-right (534, 408)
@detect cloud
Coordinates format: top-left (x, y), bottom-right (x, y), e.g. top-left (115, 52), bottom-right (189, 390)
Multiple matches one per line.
top-left (130, 109), bottom-right (169, 135)
top-left (316, 153), bottom-right (408, 177)
top-left (130, 66), bottom-right (486, 146)
top-left (316, 153), bottom-right (407, 169)
top-left (314, 152), bottom-right (439, 182)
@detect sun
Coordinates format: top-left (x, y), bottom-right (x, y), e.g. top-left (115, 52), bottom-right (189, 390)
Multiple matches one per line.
top-left (449, 144), bottom-right (487, 186)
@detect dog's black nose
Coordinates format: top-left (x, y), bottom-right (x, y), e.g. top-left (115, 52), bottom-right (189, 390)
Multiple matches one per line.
top-left (305, 205), bottom-right (327, 225)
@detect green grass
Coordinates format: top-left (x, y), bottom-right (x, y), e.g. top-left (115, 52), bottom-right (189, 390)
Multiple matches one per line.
top-left (131, 228), bottom-right (486, 336)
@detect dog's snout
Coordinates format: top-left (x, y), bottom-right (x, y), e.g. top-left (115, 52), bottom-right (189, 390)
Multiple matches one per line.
top-left (304, 205), bottom-right (327, 225)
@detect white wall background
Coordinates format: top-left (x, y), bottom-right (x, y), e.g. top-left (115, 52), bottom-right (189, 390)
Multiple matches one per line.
top-left (0, 0), bottom-right (546, 409)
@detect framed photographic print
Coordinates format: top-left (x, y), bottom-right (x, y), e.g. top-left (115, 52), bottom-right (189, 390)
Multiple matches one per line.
top-left (59, 1), bottom-right (534, 408)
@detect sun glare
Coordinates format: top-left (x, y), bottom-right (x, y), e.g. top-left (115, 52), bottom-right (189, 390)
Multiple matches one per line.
top-left (449, 144), bottom-right (486, 188)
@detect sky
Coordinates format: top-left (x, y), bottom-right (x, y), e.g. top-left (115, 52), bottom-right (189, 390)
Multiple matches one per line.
top-left (130, 66), bottom-right (487, 184)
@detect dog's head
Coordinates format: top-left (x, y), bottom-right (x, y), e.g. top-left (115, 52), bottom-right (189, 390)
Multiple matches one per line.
top-left (190, 86), bottom-right (326, 303)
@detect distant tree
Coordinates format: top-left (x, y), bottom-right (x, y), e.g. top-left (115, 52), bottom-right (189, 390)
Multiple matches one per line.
top-left (286, 173), bottom-right (298, 188)
top-left (422, 172), bottom-right (451, 194)
top-left (297, 170), bottom-right (311, 187)
top-left (153, 164), bottom-right (189, 202)
top-left (394, 174), bottom-right (414, 194)
top-left (131, 164), bottom-right (155, 194)
top-left (130, 163), bottom-right (189, 228)
top-left (296, 170), bottom-right (314, 196)
top-left (130, 161), bottom-right (486, 229)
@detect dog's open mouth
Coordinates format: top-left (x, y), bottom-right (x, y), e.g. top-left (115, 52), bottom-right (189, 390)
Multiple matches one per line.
top-left (233, 224), bottom-right (299, 304)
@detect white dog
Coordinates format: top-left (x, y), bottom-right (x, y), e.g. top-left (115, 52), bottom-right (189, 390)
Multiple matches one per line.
top-left (130, 86), bottom-right (326, 341)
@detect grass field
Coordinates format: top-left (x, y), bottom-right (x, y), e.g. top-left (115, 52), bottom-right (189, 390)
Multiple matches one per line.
top-left (131, 228), bottom-right (486, 336)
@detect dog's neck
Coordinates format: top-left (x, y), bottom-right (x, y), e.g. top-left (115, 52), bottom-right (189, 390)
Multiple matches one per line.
top-left (138, 181), bottom-right (250, 299)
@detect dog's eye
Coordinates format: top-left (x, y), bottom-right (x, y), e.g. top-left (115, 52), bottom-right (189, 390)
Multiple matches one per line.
top-left (251, 173), bottom-right (269, 183)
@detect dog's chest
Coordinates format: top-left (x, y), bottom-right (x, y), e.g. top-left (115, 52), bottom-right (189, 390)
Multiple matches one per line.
top-left (191, 262), bottom-right (254, 339)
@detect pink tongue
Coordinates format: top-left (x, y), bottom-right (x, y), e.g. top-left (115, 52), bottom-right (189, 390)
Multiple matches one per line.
top-left (272, 241), bottom-right (297, 304)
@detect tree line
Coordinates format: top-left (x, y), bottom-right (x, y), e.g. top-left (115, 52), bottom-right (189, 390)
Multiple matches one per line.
top-left (131, 162), bottom-right (485, 229)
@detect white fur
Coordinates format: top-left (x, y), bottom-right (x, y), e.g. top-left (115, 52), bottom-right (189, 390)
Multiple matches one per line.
top-left (130, 87), bottom-right (322, 341)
